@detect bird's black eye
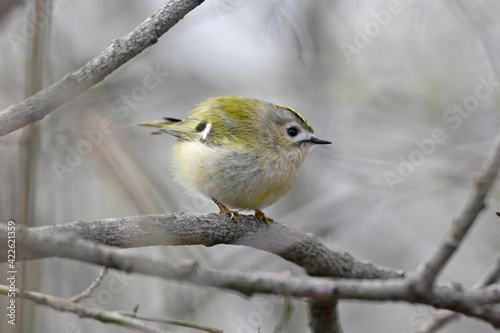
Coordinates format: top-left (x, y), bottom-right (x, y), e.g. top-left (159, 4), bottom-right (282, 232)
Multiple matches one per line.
top-left (287, 127), bottom-right (299, 137)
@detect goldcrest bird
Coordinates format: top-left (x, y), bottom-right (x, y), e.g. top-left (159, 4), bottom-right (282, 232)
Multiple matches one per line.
top-left (139, 96), bottom-right (331, 225)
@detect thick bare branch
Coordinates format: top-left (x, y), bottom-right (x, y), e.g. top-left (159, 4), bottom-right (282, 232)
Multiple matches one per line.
top-left (1, 223), bottom-right (499, 328)
top-left (8, 213), bottom-right (394, 333)
top-left (0, 0), bottom-right (204, 137)
top-left (3, 212), bottom-right (398, 333)
top-left (1, 213), bottom-right (402, 280)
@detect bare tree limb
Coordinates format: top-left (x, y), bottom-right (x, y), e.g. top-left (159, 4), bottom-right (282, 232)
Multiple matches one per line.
top-left (0, 0), bottom-right (205, 137)
top-left (410, 130), bottom-right (500, 291)
top-left (5, 213), bottom-right (391, 333)
top-left (0, 213), bottom-right (403, 280)
top-left (0, 284), bottom-right (166, 333)
top-left (1, 223), bottom-right (500, 328)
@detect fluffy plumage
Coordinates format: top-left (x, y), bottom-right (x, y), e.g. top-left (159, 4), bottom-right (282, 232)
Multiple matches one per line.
top-left (140, 96), bottom-right (330, 224)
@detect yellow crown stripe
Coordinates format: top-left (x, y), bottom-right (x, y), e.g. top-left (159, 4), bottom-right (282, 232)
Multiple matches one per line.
top-left (276, 104), bottom-right (311, 130)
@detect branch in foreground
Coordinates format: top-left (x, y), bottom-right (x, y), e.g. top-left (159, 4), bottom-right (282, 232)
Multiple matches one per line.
top-left (1, 213), bottom-right (403, 280)
top-left (0, 0), bottom-right (204, 137)
top-left (3, 213), bottom-right (399, 333)
top-left (0, 213), bottom-right (399, 333)
top-left (1, 224), bottom-right (500, 328)
top-left (410, 130), bottom-right (500, 290)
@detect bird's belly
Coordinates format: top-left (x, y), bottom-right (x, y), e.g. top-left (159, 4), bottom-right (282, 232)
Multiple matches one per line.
top-left (173, 142), bottom-right (296, 210)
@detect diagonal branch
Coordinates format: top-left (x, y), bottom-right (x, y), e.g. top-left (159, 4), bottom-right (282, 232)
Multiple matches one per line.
top-left (0, 0), bottom-right (204, 137)
top-left (410, 130), bottom-right (500, 290)
top-left (118, 312), bottom-right (223, 333)
top-left (1, 282), bottom-right (223, 333)
top-left (0, 284), bottom-right (165, 333)
top-left (69, 266), bottom-right (109, 303)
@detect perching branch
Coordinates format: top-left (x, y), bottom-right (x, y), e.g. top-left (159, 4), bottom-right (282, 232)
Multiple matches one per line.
top-left (1, 213), bottom-right (402, 280)
top-left (1, 222), bottom-right (500, 328)
top-left (0, 0), bottom-right (204, 137)
top-left (3, 213), bottom-right (398, 333)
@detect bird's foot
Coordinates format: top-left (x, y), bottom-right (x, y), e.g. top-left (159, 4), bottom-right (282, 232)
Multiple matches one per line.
top-left (213, 199), bottom-right (242, 227)
top-left (254, 209), bottom-right (274, 225)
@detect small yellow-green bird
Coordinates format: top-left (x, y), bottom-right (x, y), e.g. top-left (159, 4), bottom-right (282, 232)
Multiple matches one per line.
top-left (140, 96), bottom-right (331, 225)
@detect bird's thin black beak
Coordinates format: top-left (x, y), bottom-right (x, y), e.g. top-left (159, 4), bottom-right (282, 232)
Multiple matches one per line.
top-left (307, 137), bottom-right (332, 145)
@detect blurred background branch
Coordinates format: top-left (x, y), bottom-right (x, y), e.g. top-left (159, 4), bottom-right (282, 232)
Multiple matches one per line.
top-left (0, 0), bottom-right (204, 137)
top-left (0, 0), bottom-right (21, 21)
top-left (417, 253), bottom-right (500, 333)
top-left (410, 129), bottom-right (500, 289)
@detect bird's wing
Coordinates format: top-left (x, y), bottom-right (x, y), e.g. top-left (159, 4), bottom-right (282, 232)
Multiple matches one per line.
top-left (138, 117), bottom-right (215, 143)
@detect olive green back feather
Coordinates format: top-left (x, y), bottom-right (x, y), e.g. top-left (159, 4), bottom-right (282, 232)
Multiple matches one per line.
top-left (139, 96), bottom-right (312, 148)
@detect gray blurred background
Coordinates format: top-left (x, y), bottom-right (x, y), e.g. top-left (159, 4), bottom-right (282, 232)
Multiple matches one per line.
top-left (1, 0), bottom-right (500, 332)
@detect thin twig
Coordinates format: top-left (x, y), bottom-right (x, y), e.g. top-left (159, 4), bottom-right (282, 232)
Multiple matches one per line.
top-left (417, 254), bottom-right (500, 333)
top-left (416, 310), bottom-right (459, 333)
top-left (0, 0), bottom-right (205, 137)
top-left (69, 266), bottom-right (109, 303)
top-left (0, 284), bottom-right (165, 333)
top-left (273, 296), bottom-right (294, 333)
top-left (451, 1), bottom-right (500, 77)
top-left (119, 311), bottom-right (223, 333)
top-left (411, 130), bottom-right (500, 290)
top-left (475, 253), bottom-right (500, 287)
